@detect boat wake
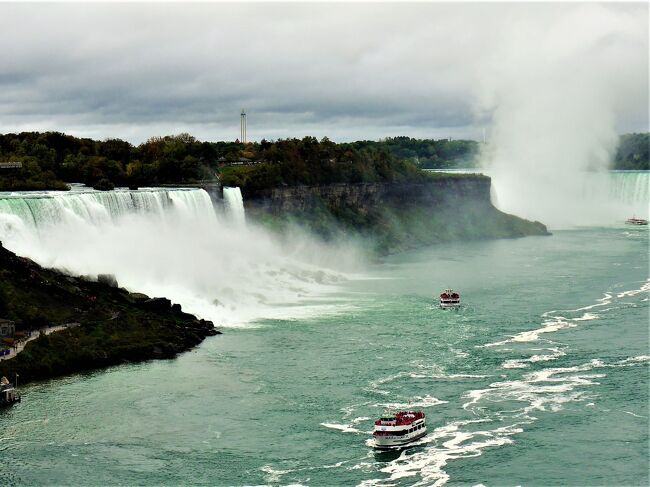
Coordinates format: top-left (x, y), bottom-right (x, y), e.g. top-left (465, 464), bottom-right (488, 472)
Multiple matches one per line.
top-left (341, 280), bottom-right (649, 486)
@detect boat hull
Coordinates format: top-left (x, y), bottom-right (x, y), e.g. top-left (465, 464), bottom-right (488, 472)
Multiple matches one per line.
top-left (373, 429), bottom-right (428, 449)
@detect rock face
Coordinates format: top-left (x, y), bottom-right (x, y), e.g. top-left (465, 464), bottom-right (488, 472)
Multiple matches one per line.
top-left (244, 176), bottom-right (549, 254)
top-left (246, 178), bottom-right (492, 215)
top-left (0, 242), bottom-right (220, 385)
top-left (97, 274), bottom-right (119, 288)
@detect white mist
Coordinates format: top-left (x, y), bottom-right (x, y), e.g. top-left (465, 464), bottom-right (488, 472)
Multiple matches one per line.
top-left (475, 3), bottom-right (648, 228)
top-left (0, 188), bottom-right (364, 327)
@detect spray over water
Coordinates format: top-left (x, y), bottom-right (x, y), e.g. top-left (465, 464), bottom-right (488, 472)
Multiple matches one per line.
top-left (0, 187), bottom-right (363, 327)
top-left (475, 4), bottom-right (648, 228)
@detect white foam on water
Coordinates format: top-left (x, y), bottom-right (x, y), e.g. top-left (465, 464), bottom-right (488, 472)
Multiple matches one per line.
top-left (372, 395), bottom-right (449, 410)
top-left (573, 312), bottom-right (599, 321)
top-left (483, 318), bottom-right (576, 347)
top-left (357, 350), bottom-right (616, 487)
top-left (366, 370), bottom-right (489, 397)
top-left (358, 419), bottom-right (518, 487)
top-left (605, 355), bottom-right (650, 367)
top-left (622, 410), bottom-right (647, 419)
top-left (320, 423), bottom-right (366, 434)
top-left (358, 359), bottom-right (607, 485)
top-left (502, 360), bottom-right (529, 369)
top-left (450, 348), bottom-right (469, 359)
top-left (501, 347), bottom-right (566, 370)
top-left (485, 279), bottom-right (648, 350)
top-left (617, 279), bottom-right (650, 298)
top-left (261, 465), bottom-right (296, 484)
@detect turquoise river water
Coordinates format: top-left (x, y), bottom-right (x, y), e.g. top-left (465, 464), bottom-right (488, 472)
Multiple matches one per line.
top-left (0, 223), bottom-right (648, 486)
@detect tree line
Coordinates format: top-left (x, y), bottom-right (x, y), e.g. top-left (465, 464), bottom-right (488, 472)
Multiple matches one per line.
top-left (614, 133), bottom-right (649, 170)
top-left (0, 131), bottom-right (646, 191)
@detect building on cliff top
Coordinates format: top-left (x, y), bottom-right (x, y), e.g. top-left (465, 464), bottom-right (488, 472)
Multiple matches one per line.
top-left (0, 319), bottom-right (15, 337)
top-left (0, 162), bottom-right (22, 169)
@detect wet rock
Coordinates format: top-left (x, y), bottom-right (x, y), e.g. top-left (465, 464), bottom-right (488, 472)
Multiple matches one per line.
top-left (128, 292), bottom-right (150, 303)
top-left (142, 297), bottom-right (172, 312)
top-left (97, 274), bottom-right (118, 288)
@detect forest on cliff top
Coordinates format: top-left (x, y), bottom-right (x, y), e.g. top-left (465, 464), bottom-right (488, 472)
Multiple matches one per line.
top-left (0, 132), bottom-right (646, 191)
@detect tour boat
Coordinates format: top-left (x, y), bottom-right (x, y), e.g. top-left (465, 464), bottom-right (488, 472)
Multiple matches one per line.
top-left (440, 289), bottom-right (461, 308)
top-left (372, 411), bottom-right (427, 449)
top-left (625, 217), bottom-right (648, 225)
top-left (0, 376), bottom-right (20, 407)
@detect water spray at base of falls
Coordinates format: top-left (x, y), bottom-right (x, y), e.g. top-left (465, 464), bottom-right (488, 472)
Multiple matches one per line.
top-left (473, 4), bottom-right (647, 229)
top-left (485, 170), bottom-right (650, 229)
top-left (0, 187), bottom-right (356, 327)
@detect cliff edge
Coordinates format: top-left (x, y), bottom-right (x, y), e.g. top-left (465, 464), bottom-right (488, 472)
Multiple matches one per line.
top-left (0, 242), bottom-right (219, 385)
top-left (244, 175), bottom-right (550, 254)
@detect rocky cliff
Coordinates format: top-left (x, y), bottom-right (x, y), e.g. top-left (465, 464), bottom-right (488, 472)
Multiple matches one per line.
top-left (245, 176), bottom-right (491, 213)
top-left (244, 175), bottom-right (549, 254)
top-left (0, 242), bottom-right (219, 385)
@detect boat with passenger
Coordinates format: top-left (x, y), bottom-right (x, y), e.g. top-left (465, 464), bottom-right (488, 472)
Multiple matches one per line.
top-left (440, 289), bottom-right (461, 308)
top-left (625, 216), bottom-right (648, 225)
top-left (372, 411), bottom-right (427, 449)
top-left (0, 376), bottom-right (20, 407)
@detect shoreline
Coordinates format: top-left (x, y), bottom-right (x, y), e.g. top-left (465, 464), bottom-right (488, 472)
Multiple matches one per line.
top-left (0, 242), bottom-right (220, 387)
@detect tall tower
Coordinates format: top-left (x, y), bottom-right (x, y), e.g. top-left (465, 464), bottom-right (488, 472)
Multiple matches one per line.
top-left (240, 109), bottom-right (247, 143)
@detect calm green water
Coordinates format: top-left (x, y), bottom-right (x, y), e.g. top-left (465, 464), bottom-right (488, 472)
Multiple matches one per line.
top-left (1, 226), bottom-right (648, 486)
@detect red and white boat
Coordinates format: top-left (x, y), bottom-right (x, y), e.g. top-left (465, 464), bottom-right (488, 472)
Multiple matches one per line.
top-left (625, 216), bottom-right (648, 226)
top-left (440, 289), bottom-right (461, 308)
top-left (372, 411), bottom-right (427, 449)
top-left (0, 376), bottom-right (20, 407)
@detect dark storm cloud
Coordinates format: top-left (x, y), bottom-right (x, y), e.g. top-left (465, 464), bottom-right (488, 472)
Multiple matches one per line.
top-left (0, 3), bottom-right (646, 143)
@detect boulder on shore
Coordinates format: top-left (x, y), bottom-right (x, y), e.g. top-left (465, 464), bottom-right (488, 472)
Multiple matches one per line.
top-left (128, 292), bottom-right (150, 303)
top-left (142, 297), bottom-right (172, 312)
top-left (97, 274), bottom-right (118, 288)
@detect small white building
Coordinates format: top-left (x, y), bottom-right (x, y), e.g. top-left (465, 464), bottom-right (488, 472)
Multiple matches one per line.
top-left (0, 162), bottom-right (22, 169)
top-left (0, 319), bottom-right (15, 337)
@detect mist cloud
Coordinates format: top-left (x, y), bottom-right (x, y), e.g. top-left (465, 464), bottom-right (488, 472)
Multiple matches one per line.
top-left (474, 3), bottom-right (648, 227)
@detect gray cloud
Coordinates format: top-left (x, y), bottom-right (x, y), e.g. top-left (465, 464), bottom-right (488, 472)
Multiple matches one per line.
top-left (0, 2), bottom-right (646, 144)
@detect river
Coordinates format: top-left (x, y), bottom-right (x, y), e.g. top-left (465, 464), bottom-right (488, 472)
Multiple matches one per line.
top-left (0, 224), bottom-right (647, 486)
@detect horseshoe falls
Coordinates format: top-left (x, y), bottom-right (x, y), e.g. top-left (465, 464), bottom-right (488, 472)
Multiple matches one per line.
top-left (598, 170), bottom-right (649, 215)
top-left (479, 169), bottom-right (649, 228)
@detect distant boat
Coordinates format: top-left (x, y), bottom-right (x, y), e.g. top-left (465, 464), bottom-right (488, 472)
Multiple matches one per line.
top-left (372, 411), bottom-right (427, 449)
top-left (440, 289), bottom-right (461, 308)
top-left (0, 376), bottom-right (20, 407)
top-left (625, 216), bottom-right (648, 225)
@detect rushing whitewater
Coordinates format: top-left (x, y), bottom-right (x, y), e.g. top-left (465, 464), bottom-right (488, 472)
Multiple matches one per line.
top-left (486, 168), bottom-right (650, 229)
top-left (435, 169), bottom-right (649, 227)
top-left (222, 186), bottom-right (246, 226)
top-left (0, 187), bottom-right (351, 326)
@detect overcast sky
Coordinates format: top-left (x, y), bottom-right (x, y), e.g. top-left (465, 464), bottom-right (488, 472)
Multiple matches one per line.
top-left (0, 2), bottom-right (647, 144)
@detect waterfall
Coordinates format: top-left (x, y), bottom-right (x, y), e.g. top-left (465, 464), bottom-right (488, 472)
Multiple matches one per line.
top-left (606, 171), bottom-right (649, 207)
top-left (0, 187), bottom-right (347, 327)
top-left (0, 187), bottom-right (215, 232)
top-left (223, 187), bottom-right (246, 226)
top-left (452, 168), bottom-right (649, 228)
top-left (576, 171), bottom-right (650, 223)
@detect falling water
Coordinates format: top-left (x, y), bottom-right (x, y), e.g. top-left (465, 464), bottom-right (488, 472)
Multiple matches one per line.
top-left (0, 187), bottom-right (348, 326)
top-left (223, 186), bottom-right (246, 226)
